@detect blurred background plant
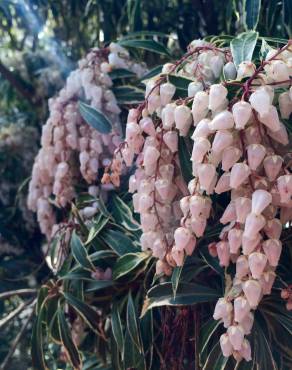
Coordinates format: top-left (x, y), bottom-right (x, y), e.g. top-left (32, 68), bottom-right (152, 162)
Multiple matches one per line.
top-left (0, 0), bottom-right (291, 369)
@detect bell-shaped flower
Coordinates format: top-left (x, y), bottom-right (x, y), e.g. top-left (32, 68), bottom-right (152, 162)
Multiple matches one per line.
top-left (278, 91), bottom-right (292, 119)
top-left (209, 84), bottom-right (228, 111)
top-left (212, 130), bottom-right (234, 154)
top-left (160, 82), bottom-right (176, 105)
top-left (191, 216), bottom-right (207, 237)
top-left (222, 147), bottom-right (242, 171)
top-left (268, 122), bottom-right (289, 146)
top-left (248, 252), bottom-right (267, 279)
top-left (192, 91), bottom-right (209, 125)
top-left (228, 228), bottom-right (243, 254)
top-left (242, 232), bottom-right (261, 255)
top-left (174, 227), bottom-right (192, 250)
top-left (143, 146), bottom-right (160, 167)
top-left (262, 239), bottom-right (282, 267)
top-left (139, 117), bottom-right (156, 136)
top-left (215, 173), bottom-right (231, 194)
top-left (216, 241), bottom-right (230, 267)
top-left (161, 103), bottom-right (175, 129)
top-left (171, 246), bottom-right (184, 266)
top-left (249, 86), bottom-right (273, 116)
top-left (264, 218), bottom-right (282, 240)
top-left (235, 197), bottom-right (252, 225)
top-left (227, 325), bottom-right (245, 351)
top-left (277, 175), bottom-right (292, 203)
top-left (251, 189), bottom-right (272, 215)
top-left (259, 270), bottom-right (276, 295)
top-left (232, 101), bottom-right (252, 130)
top-left (247, 144), bottom-right (266, 170)
top-left (236, 255), bottom-right (249, 279)
top-left (209, 110), bottom-right (234, 130)
top-left (192, 118), bottom-right (212, 139)
top-left (234, 296), bottom-right (251, 322)
top-left (163, 131), bottom-right (178, 153)
top-left (220, 201), bottom-right (236, 224)
top-left (244, 212), bottom-right (266, 238)
top-left (188, 81), bottom-right (203, 97)
top-left (242, 280), bottom-right (262, 308)
top-left (184, 236), bottom-right (197, 256)
top-left (220, 334), bottom-right (233, 357)
top-left (239, 339), bottom-right (252, 362)
top-left (191, 137), bottom-right (211, 163)
top-left (230, 163), bottom-right (251, 188)
top-left (197, 163), bottom-right (216, 192)
top-left (259, 105), bottom-right (281, 132)
top-left (240, 312), bottom-right (254, 335)
top-left (213, 297), bottom-right (233, 320)
top-left (263, 155), bottom-right (283, 181)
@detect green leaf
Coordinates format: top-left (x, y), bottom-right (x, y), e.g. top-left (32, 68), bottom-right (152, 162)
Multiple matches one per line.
top-left (260, 38), bottom-right (273, 60)
top-left (79, 101), bottom-right (112, 134)
top-left (57, 309), bottom-right (81, 369)
top-left (113, 252), bottom-right (149, 279)
top-left (113, 85), bottom-right (145, 104)
top-left (283, 0), bottom-right (292, 36)
top-left (108, 68), bottom-right (136, 79)
top-left (101, 229), bottom-right (138, 256)
top-left (168, 74), bottom-right (193, 98)
top-left (46, 297), bottom-right (61, 343)
top-left (199, 319), bottom-right (221, 364)
top-left (244, 0), bottom-right (261, 30)
top-left (31, 300), bottom-right (48, 370)
top-left (142, 282), bottom-right (220, 316)
top-left (230, 31), bottom-right (259, 67)
top-left (127, 292), bottom-right (142, 351)
top-left (140, 65), bottom-right (163, 81)
top-left (111, 304), bottom-right (124, 355)
top-left (85, 280), bottom-right (114, 292)
top-left (140, 310), bottom-right (154, 369)
top-left (110, 194), bottom-right (140, 231)
top-left (63, 292), bottom-right (100, 334)
top-left (85, 214), bottom-right (109, 245)
top-left (71, 231), bottom-right (94, 271)
top-left (118, 39), bottom-right (171, 56)
top-left (178, 136), bottom-right (193, 184)
top-left (202, 342), bottom-right (229, 370)
top-left (60, 269), bottom-right (92, 281)
top-left (171, 265), bottom-right (183, 298)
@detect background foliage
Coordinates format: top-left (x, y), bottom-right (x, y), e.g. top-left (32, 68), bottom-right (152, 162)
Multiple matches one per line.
top-left (0, 1), bottom-right (291, 369)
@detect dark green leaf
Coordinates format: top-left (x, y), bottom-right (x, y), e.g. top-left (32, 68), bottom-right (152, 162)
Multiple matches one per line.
top-left (244, 0), bottom-right (261, 30)
top-left (283, 0), bottom-right (292, 36)
top-left (79, 101), bottom-right (112, 134)
top-left (113, 85), bottom-right (144, 103)
top-left (46, 297), bottom-right (61, 343)
top-left (111, 304), bottom-right (124, 355)
top-left (178, 136), bottom-right (193, 184)
top-left (127, 292), bottom-right (142, 351)
top-left (142, 282), bottom-right (220, 316)
top-left (199, 319), bottom-right (221, 364)
top-left (85, 214), bottom-right (109, 245)
top-left (113, 252), bottom-right (149, 280)
top-left (63, 292), bottom-right (100, 333)
top-left (58, 309), bottom-right (81, 369)
top-left (111, 194), bottom-right (140, 231)
top-left (60, 269), bottom-right (92, 281)
top-left (118, 39), bottom-right (171, 56)
top-left (31, 300), bottom-right (48, 370)
top-left (230, 31), bottom-right (259, 67)
top-left (71, 231), bottom-right (94, 271)
top-left (89, 249), bottom-right (116, 261)
top-left (85, 280), bottom-right (114, 292)
top-left (202, 342), bottom-right (229, 370)
top-left (109, 68), bottom-right (136, 79)
top-left (101, 229), bottom-right (138, 256)
top-left (140, 65), bottom-right (163, 81)
top-left (171, 265), bottom-right (183, 298)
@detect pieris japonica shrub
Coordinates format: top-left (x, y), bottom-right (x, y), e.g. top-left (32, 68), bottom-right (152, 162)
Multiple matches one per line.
top-left (31, 32), bottom-right (292, 370)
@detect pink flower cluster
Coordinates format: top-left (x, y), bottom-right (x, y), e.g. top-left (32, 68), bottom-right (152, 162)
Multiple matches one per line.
top-left (28, 43), bottom-right (145, 238)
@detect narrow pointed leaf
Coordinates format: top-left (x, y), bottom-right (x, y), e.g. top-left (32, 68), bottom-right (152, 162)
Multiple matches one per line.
top-left (79, 101), bottom-right (112, 134)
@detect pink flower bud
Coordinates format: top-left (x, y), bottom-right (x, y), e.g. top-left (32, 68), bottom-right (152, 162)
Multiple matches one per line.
top-left (259, 105), bottom-right (281, 132)
top-left (239, 339), bottom-right (252, 361)
top-left (244, 213), bottom-right (266, 238)
top-left (188, 81), bottom-right (203, 97)
top-left (163, 131), bottom-right (178, 153)
top-left (160, 82), bottom-right (176, 105)
top-left (222, 147), bottom-right (242, 172)
top-left (264, 218), bottom-right (282, 239)
top-left (277, 175), bottom-right (292, 203)
top-left (190, 216), bottom-right (207, 237)
top-left (143, 146), bottom-right (160, 167)
top-left (139, 194), bottom-right (154, 212)
top-left (263, 155), bottom-right (283, 181)
top-left (197, 163), bottom-right (216, 191)
top-left (175, 105), bottom-right (192, 132)
top-left (248, 252), bottom-right (267, 279)
top-left (220, 334), bottom-right (233, 357)
top-left (242, 232), bottom-right (261, 255)
top-left (126, 122), bottom-right (141, 141)
top-left (174, 227), bottom-right (191, 250)
top-left (252, 189), bottom-right (272, 215)
top-left (230, 163), bottom-right (250, 189)
top-left (139, 117), bottom-right (156, 136)
top-left (209, 84), bottom-right (228, 111)
top-left (244, 125), bottom-right (261, 145)
top-left (161, 104), bottom-right (175, 129)
top-left (236, 255), bottom-right (249, 279)
top-left (217, 241), bottom-right (230, 267)
top-left (192, 92), bottom-right (209, 125)
top-left (227, 325), bottom-right (245, 351)
top-left (228, 228), bottom-right (243, 254)
top-left (171, 246), bottom-right (184, 266)
top-left (215, 173), bottom-right (231, 194)
top-left (247, 144), bottom-right (266, 170)
top-left (213, 298), bottom-right (233, 320)
top-left (189, 195), bottom-right (205, 217)
top-left (234, 296), bottom-right (251, 322)
top-left (249, 86), bottom-right (272, 116)
top-left (235, 197), bottom-right (252, 223)
top-left (209, 110), bottom-right (234, 130)
top-left (279, 92), bottom-right (292, 119)
top-left (262, 239), bottom-right (282, 267)
top-left (191, 138), bottom-right (211, 163)
top-left (184, 236), bottom-right (197, 255)
top-left (191, 118), bottom-right (211, 138)
top-left (220, 201), bottom-right (236, 224)
top-left (155, 179), bottom-right (171, 200)
top-left (232, 101), bottom-right (252, 130)
top-left (242, 280), bottom-right (262, 308)
top-left (212, 130), bottom-right (234, 154)
top-left (268, 122), bottom-right (289, 146)
top-left (259, 270), bottom-right (276, 295)
top-left (240, 312), bottom-right (254, 335)
top-left (122, 147), bottom-right (134, 166)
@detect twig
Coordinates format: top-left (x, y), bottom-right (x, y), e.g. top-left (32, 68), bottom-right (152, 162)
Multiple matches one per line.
top-left (0, 299), bottom-right (33, 330)
top-left (0, 300), bottom-right (36, 370)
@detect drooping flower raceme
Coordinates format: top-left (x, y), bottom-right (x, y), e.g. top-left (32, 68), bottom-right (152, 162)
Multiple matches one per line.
top-left (28, 43), bottom-right (145, 239)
